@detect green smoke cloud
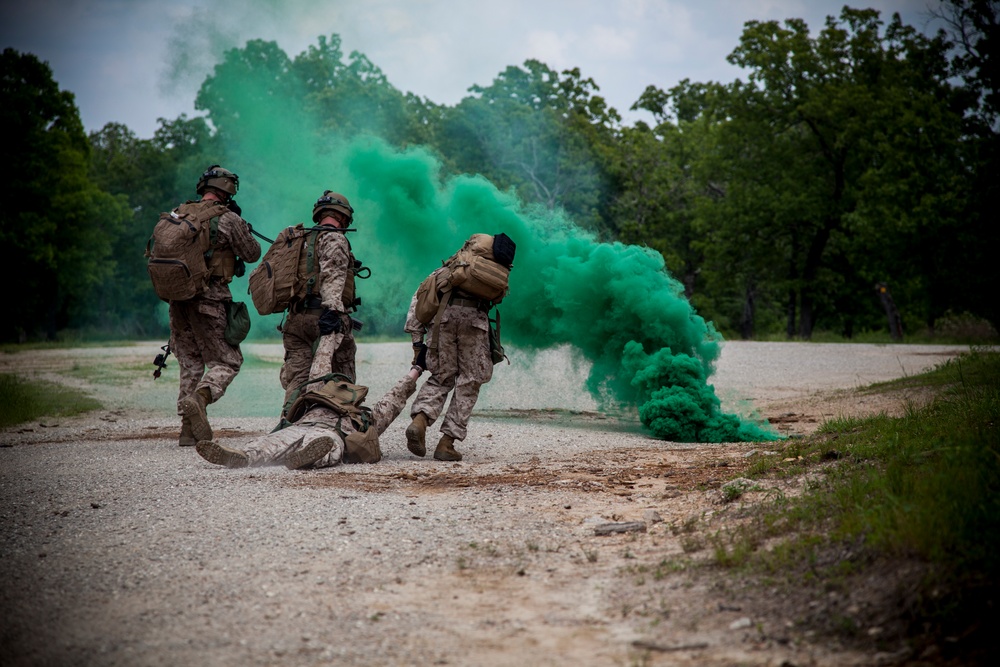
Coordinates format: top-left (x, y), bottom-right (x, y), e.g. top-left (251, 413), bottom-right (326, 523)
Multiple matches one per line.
top-left (178, 36), bottom-right (779, 444)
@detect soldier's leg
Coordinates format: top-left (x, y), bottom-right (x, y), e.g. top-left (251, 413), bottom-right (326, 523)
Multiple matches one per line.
top-left (280, 312), bottom-right (320, 404)
top-left (407, 322), bottom-right (458, 457)
top-left (410, 319), bottom-right (460, 423)
top-left (189, 299), bottom-right (244, 401)
top-left (438, 319), bottom-right (493, 442)
top-left (241, 423), bottom-right (310, 466)
top-left (197, 425), bottom-right (316, 469)
top-left (170, 301), bottom-right (206, 445)
top-left (170, 301), bottom-right (204, 413)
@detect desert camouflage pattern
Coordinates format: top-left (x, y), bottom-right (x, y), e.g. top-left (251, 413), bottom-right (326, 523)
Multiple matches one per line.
top-left (242, 373), bottom-right (418, 468)
top-left (407, 299), bottom-right (493, 441)
top-left (279, 230), bottom-right (356, 399)
top-left (169, 207), bottom-right (261, 412)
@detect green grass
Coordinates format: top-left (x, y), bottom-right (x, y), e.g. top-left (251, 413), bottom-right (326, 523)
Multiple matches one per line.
top-left (724, 350), bottom-right (1000, 568)
top-left (708, 350), bottom-right (1000, 653)
top-left (0, 373), bottom-right (103, 428)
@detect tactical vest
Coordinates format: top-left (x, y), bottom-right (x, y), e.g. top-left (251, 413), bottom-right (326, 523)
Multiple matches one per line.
top-left (178, 201), bottom-right (236, 281)
top-left (281, 375), bottom-right (381, 464)
top-left (294, 230), bottom-right (359, 312)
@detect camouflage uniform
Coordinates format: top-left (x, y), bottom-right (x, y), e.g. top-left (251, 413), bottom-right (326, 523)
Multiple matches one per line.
top-left (170, 205), bottom-right (261, 413)
top-left (203, 372), bottom-right (418, 469)
top-left (280, 230), bottom-right (357, 403)
top-left (405, 268), bottom-right (494, 442)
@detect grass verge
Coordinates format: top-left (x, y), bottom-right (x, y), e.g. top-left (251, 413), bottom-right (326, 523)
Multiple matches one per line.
top-left (713, 350), bottom-right (999, 661)
top-left (0, 373), bottom-right (102, 428)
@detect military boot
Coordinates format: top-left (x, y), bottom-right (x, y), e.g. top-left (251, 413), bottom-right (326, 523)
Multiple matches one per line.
top-left (196, 440), bottom-right (249, 468)
top-left (178, 417), bottom-right (197, 447)
top-left (405, 413), bottom-right (429, 457)
top-left (433, 434), bottom-right (462, 461)
top-left (179, 387), bottom-right (213, 443)
top-left (285, 436), bottom-right (337, 470)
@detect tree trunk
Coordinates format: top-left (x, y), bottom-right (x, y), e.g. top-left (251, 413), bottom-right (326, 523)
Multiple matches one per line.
top-left (799, 294), bottom-right (815, 339)
top-left (876, 282), bottom-right (903, 341)
top-left (740, 281), bottom-right (756, 340)
top-left (786, 289), bottom-right (797, 339)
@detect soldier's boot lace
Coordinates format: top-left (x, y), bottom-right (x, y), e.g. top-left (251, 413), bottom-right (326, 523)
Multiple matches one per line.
top-left (405, 413), bottom-right (429, 457)
top-left (179, 387), bottom-right (213, 442)
top-left (433, 434), bottom-right (462, 462)
top-left (196, 440), bottom-right (249, 468)
top-left (285, 436), bottom-right (337, 470)
top-left (179, 417), bottom-right (197, 447)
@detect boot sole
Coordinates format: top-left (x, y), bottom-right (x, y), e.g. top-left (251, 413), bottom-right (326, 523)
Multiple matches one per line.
top-left (405, 423), bottom-right (426, 457)
top-left (433, 449), bottom-right (462, 462)
top-left (285, 436), bottom-right (337, 470)
top-left (196, 441), bottom-right (249, 468)
top-left (179, 395), bottom-right (213, 442)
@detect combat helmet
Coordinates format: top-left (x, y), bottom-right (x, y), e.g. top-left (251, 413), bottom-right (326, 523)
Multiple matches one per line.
top-left (196, 165), bottom-right (239, 197)
top-left (313, 191), bottom-right (354, 224)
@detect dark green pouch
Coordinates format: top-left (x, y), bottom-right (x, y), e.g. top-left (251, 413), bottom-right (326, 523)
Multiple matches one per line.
top-left (224, 300), bottom-right (251, 346)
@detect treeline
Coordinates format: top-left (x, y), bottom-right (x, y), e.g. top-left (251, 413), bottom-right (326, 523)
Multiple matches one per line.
top-left (2, 2), bottom-right (997, 343)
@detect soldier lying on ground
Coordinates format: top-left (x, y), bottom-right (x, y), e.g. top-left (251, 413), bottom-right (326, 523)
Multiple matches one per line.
top-left (196, 344), bottom-right (427, 470)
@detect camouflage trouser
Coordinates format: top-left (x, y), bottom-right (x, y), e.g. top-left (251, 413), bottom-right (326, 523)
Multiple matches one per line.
top-left (243, 373), bottom-right (417, 468)
top-left (280, 311), bottom-right (357, 404)
top-left (243, 417), bottom-right (344, 468)
top-left (169, 297), bottom-right (243, 413)
top-left (411, 304), bottom-right (493, 441)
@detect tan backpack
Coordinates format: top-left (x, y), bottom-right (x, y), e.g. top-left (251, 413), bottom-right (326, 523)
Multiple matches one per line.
top-left (145, 201), bottom-right (226, 302)
top-left (413, 233), bottom-right (513, 325)
top-left (248, 224), bottom-right (314, 315)
top-left (248, 225), bottom-right (361, 316)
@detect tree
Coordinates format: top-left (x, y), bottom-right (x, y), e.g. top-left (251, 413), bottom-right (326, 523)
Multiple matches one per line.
top-left (88, 115), bottom-right (220, 337)
top-left (699, 9), bottom-right (970, 338)
top-left (0, 49), bottom-right (131, 341)
top-left (436, 60), bottom-right (618, 233)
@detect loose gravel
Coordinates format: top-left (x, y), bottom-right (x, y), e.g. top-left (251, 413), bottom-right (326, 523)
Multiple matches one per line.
top-left (0, 341), bottom-right (972, 666)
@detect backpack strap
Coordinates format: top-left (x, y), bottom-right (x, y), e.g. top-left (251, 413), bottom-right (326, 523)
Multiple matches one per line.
top-left (303, 227), bottom-right (321, 299)
top-left (428, 287), bottom-right (453, 350)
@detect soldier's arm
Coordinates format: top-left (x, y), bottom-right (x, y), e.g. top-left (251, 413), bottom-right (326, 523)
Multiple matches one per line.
top-left (316, 232), bottom-right (351, 311)
top-left (403, 290), bottom-right (427, 345)
top-left (370, 372), bottom-right (420, 435)
top-left (220, 210), bottom-right (262, 262)
top-left (306, 332), bottom-right (339, 387)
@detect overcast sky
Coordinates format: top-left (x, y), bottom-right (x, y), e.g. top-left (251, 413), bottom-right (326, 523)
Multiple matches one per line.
top-left (2, 0), bottom-right (944, 138)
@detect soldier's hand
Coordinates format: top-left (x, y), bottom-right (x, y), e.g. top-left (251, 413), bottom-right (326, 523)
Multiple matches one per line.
top-left (318, 309), bottom-right (343, 335)
top-left (227, 199), bottom-right (242, 216)
top-left (412, 343), bottom-right (428, 371)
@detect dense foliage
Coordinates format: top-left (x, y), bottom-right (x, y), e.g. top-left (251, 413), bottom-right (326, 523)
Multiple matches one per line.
top-left (2, 2), bottom-right (996, 343)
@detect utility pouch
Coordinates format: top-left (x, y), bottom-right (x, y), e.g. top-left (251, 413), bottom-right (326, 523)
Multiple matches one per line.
top-left (488, 309), bottom-right (507, 365)
top-left (343, 425), bottom-right (382, 464)
top-left (224, 300), bottom-right (251, 345)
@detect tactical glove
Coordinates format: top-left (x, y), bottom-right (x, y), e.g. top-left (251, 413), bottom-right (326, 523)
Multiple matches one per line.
top-left (227, 199), bottom-right (243, 216)
top-left (412, 342), bottom-right (429, 371)
top-left (318, 309), bottom-right (343, 335)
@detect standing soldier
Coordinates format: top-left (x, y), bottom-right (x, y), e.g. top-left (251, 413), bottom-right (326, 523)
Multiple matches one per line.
top-left (150, 165), bottom-right (261, 446)
top-left (404, 233), bottom-right (515, 461)
top-left (279, 191), bottom-right (363, 405)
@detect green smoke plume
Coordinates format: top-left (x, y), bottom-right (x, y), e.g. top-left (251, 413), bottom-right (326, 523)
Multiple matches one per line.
top-left (175, 36), bottom-right (779, 444)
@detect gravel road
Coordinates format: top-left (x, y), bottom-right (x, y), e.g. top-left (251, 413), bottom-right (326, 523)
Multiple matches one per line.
top-left (0, 341), bottom-right (971, 666)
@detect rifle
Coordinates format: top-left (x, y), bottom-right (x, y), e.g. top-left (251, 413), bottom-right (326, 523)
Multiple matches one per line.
top-left (152, 344), bottom-right (172, 379)
top-left (245, 222), bottom-right (357, 247)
